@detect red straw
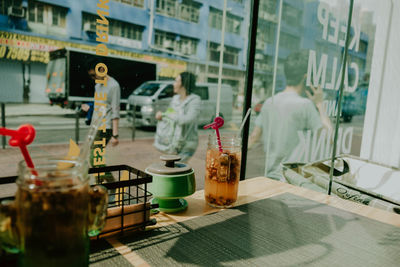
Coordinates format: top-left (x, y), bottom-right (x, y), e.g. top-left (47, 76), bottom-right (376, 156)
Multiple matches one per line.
top-left (0, 124), bottom-right (40, 182)
top-left (214, 128), bottom-right (223, 153)
top-left (203, 117), bottom-right (224, 153)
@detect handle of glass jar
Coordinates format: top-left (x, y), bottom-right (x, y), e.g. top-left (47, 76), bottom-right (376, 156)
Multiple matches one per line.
top-left (0, 199), bottom-right (20, 253)
top-left (88, 185), bottom-right (108, 237)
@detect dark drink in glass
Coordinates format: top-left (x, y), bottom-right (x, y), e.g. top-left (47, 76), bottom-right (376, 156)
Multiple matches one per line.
top-left (0, 157), bottom-right (108, 267)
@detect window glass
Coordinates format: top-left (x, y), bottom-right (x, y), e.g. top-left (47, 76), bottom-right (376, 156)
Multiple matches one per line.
top-left (0, 0), bottom-right (22, 13)
top-left (118, 0), bottom-right (145, 5)
top-left (27, 1), bottom-right (66, 27)
top-left (52, 7), bottom-right (59, 26)
top-left (133, 82), bottom-right (161, 96)
top-left (0, 0), bottom-right (12, 15)
top-left (0, 1), bottom-right (250, 190)
top-left (27, 3), bottom-right (35, 21)
top-left (160, 84), bottom-right (174, 98)
top-left (154, 30), bottom-right (197, 55)
top-left (246, 0), bottom-right (394, 192)
top-left (82, 12), bottom-right (144, 49)
top-left (156, 0), bottom-right (200, 23)
top-left (348, 0), bottom-right (392, 165)
top-left (209, 7), bottom-right (242, 35)
top-left (208, 42), bottom-right (239, 65)
top-left (247, 0), bottom-right (358, 180)
top-left (36, 3), bottom-right (43, 23)
top-left (1, 0), bottom-right (398, 197)
top-left (282, 3), bottom-right (302, 27)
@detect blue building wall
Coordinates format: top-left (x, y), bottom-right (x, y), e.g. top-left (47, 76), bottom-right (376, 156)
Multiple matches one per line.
top-left (0, 0), bottom-right (250, 103)
top-left (0, 0), bottom-right (248, 69)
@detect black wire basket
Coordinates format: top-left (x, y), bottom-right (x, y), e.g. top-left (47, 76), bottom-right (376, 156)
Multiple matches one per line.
top-left (89, 164), bottom-right (158, 238)
top-left (0, 164), bottom-right (158, 239)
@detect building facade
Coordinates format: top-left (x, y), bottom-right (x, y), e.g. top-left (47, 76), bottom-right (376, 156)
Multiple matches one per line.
top-left (0, 0), bottom-right (249, 103)
top-left (0, 0), bottom-right (370, 106)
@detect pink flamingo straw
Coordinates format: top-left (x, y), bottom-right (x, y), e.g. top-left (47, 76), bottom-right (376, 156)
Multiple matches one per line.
top-left (0, 124), bottom-right (40, 181)
top-left (203, 116), bottom-right (224, 153)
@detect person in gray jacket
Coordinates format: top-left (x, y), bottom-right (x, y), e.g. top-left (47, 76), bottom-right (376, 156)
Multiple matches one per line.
top-left (156, 72), bottom-right (201, 162)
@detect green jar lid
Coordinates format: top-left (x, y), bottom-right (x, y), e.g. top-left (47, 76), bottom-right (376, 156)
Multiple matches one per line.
top-left (146, 155), bottom-right (192, 175)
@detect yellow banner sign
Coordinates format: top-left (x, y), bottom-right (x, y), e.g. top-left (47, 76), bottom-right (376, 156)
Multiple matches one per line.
top-left (0, 31), bottom-right (187, 77)
top-left (0, 45), bottom-right (49, 63)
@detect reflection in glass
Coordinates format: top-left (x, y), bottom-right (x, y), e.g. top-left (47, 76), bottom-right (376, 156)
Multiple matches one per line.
top-left (246, 0), bottom-right (378, 180)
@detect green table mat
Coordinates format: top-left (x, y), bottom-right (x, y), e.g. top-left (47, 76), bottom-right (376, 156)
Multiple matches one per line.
top-left (111, 193), bottom-right (400, 267)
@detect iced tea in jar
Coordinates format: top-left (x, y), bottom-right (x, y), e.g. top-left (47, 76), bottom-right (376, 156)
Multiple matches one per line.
top-left (205, 133), bottom-right (241, 208)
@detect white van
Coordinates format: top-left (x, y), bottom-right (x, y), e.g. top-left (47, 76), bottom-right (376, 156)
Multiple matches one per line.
top-left (127, 81), bottom-right (233, 127)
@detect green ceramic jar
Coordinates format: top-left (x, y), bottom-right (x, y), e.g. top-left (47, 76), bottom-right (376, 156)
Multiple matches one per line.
top-left (145, 155), bottom-right (196, 213)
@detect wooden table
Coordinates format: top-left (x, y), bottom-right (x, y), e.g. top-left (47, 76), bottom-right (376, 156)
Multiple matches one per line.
top-left (104, 177), bottom-right (400, 266)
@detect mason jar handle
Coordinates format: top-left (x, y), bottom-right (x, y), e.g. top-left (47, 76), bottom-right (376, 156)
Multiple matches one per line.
top-left (88, 185), bottom-right (108, 237)
top-left (160, 155), bottom-right (181, 167)
top-left (0, 199), bottom-right (19, 253)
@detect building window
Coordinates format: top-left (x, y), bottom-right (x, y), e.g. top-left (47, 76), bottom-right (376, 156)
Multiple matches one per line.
top-left (113, 0), bottom-right (144, 8)
top-left (209, 42), bottom-right (240, 65)
top-left (51, 6), bottom-right (66, 27)
top-left (209, 7), bottom-right (242, 35)
top-left (255, 54), bottom-right (273, 71)
top-left (0, 0), bottom-right (22, 15)
top-left (154, 30), bottom-right (198, 56)
top-left (257, 23), bottom-right (275, 46)
top-left (0, 0), bottom-right (6, 15)
top-left (28, 1), bottom-right (43, 23)
top-left (110, 20), bottom-right (143, 40)
top-left (28, 1), bottom-right (67, 27)
top-left (82, 13), bottom-right (143, 41)
top-left (82, 13), bottom-right (96, 32)
top-left (156, 0), bottom-right (200, 23)
top-left (259, 0), bottom-right (277, 22)
top-left (261, 0), bottom-right (277, 12)
top-left (282, 3), bottom-right (302, 27)
top-left (280, 32), bottom-right (300, 50)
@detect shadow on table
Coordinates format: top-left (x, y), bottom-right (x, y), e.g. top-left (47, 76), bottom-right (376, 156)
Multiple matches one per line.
top-left (90, 239), bottom-right (129, 266)
top-left (118, 194), bottom-right (366, 266)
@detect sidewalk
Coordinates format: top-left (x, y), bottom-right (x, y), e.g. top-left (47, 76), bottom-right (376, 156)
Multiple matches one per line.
top-left (2, 103), bottom-right (76, 117)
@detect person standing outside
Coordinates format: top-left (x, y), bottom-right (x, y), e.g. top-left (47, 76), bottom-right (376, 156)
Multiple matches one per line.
top-left (82, 59), bottom-right (120, 185)
top-left (82, 60), bottom-right (120, 147)
top-left (249, 51), bottom-right (332, 181)
top-left (155, 72), bottom-right (201, 162)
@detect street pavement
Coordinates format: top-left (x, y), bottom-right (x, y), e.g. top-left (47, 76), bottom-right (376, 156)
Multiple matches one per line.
top-left (2, 103), bottom-right (246, 143)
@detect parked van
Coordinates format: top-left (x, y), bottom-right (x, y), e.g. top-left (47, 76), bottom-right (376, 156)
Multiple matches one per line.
top-left (127, 81), bottom-right (233, 127)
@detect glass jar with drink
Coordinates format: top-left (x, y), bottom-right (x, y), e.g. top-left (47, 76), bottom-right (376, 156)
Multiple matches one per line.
top-left (204, 133), bottom-right (241, 208)
top-left (0, 157), bottom-right (108, 266)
